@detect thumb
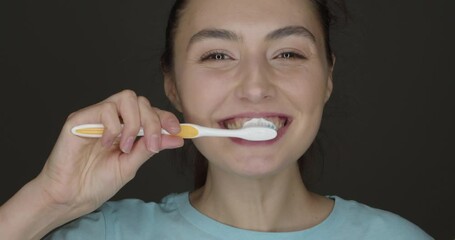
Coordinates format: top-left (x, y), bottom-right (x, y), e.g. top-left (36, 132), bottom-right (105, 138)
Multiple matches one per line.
top-left (160, 135), bottom-right (185, 150)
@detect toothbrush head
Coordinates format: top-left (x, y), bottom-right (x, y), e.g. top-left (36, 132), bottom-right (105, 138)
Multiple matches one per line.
top-left (238, 118), bottom-right (278, 141)
top-left (242, 118), bottom-right (278, 130)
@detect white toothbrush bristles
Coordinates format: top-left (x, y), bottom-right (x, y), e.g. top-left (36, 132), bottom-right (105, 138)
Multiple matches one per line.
top-left (242, 118), bottom-right (277, 131)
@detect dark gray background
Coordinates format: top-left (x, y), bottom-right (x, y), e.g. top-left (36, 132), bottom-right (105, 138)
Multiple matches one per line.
top-left (1, 0), bottom-right (454, 239)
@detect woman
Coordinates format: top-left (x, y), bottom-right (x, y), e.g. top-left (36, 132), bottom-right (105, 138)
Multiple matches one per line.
top-left (0, 0), bottom-right (433, 239)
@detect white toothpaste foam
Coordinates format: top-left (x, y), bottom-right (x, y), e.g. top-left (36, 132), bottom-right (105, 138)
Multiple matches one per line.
top-left (242, 118), bottom-right (277, 130)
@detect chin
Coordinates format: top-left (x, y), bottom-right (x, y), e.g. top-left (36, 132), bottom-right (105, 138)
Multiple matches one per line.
top-left (219, 153), bottom-right (298, 179)
top-left (193, 128), bottom-right (312, 179)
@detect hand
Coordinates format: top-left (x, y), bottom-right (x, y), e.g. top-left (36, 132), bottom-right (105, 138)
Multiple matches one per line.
top-left (36, 90), bottom-right (183, 218)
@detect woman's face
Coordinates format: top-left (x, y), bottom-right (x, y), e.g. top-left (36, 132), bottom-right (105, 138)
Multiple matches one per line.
top-left (165, 0), bottom-right (333, 178)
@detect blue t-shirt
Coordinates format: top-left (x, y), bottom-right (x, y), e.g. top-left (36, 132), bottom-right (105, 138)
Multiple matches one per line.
top-left (45, 192), bottom-right (433, 239)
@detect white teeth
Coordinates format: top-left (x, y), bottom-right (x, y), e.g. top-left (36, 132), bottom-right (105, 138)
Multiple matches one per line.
top-left (226, 122), bottom-right (239, 129)
top-left (275, 120), bottom-right (284, 129)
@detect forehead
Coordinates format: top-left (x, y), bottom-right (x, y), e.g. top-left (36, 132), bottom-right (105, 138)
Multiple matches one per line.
top-left (176, 0), bottom-right (323, 43)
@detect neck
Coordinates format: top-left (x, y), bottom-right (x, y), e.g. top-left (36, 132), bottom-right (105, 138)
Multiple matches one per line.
top-left (189, 163), bottom-right (333, 232)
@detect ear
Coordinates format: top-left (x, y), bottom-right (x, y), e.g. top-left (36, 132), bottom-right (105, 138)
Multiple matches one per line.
top-left (164, 73), bottom-right (183, 112)
top-left (324, 55), bottom-right (335, 103)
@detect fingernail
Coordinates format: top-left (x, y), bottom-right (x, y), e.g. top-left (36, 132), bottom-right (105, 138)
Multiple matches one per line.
top-left (147, 134), bottom-right (160, 153)
top-left (168, 119), bottom-right (181, 134)
top-left (121, 136), bottom-right (135, 153)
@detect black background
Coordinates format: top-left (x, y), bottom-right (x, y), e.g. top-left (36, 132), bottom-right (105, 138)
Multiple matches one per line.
top-left (1, 0), bottom-right (454, 239)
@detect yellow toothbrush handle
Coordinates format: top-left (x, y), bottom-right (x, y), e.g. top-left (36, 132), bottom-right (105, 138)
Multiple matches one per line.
top-left (174, 124), bottom-right (199, 138)
top-left (71, 124), bottom-right (200, 139)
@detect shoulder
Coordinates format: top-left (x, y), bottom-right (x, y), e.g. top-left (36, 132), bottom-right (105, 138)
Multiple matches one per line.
top-left (45, 192), bottom-right (186, 240)
top-left (330, 196), bottom-right (433, 240)
top-left (100, 193), bottom-right (185, 236)
top-left (44, 206), bottom-right (107, 239)
top-left (100, 192), bottom-right (183, 223)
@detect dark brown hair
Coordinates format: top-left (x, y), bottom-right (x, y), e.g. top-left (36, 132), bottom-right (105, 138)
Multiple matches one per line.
top-left (161, 0), bottom-right (348, 189)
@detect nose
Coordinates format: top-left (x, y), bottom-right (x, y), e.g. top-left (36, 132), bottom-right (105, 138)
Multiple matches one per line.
top-left (235, 58), bottom-right (276, 103)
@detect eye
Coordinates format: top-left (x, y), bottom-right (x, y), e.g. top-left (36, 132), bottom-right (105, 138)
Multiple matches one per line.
top-left (200, 51), bottom-right (233, 62)
top-left (275, 51), bottom-right (306, 60)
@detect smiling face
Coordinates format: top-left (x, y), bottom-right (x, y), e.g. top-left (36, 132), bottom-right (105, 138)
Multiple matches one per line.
top-left (165, 0), bottom-right (334, 178)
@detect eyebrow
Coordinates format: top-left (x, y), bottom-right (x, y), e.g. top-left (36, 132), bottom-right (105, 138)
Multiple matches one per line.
top-left (188, 28), bottom-right (240, 47)
top-left (187, 25), bottom-right (316, 48)
top-left (266, 26), bottom-right (316, 43)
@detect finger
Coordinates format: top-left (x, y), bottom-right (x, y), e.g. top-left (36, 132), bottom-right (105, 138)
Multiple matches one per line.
top-left (137, 96), bottom-right (164, 153)
top-left (137, 97), bottom-right (161, 153)
top-left (111, 90), bottom-right (141, 153)
top-left (138, 97), bottom-right (182, 153)
top-left (98, 102), bottom-right (122, 147)
top-left (153, 109), bottom-right (182, 151)
top-left (64, 102), bottom-right (121, 146)
top-left (160, 135), bottom-right (184, 150)
top-left (148, 107), bottom-right (182, 152)
top-left (154, 108), bottom-right (181, 135)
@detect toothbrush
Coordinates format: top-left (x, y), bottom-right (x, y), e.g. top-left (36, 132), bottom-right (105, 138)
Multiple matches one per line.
top-left (71, 119), bottom-right (278, 141)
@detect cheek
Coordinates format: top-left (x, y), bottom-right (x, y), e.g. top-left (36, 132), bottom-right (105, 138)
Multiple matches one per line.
top-left (175, 69), bottom-right (232, 124)
top-left (280, 66), bottom-right (329, 111)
